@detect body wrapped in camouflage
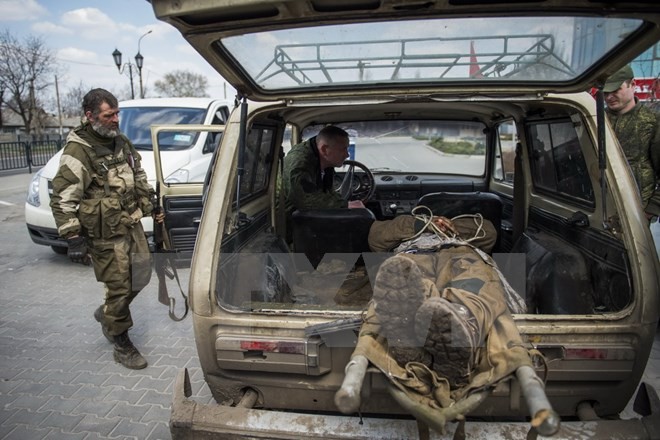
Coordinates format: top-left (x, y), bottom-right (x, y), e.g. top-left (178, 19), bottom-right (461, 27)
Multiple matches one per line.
top-left (51, 123), bottom-right (155, 336)
top-left (348, 214), bottom-right (533, 434)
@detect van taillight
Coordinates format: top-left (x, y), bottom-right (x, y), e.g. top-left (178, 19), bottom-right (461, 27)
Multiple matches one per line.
top-left (239, 340), bottom-right (306, 354)
top-left (564, 348), bottom-right (608, 359)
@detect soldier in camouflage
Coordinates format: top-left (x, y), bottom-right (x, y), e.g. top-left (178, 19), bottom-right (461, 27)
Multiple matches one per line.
top-left (604, 65), bottom-right (660, 218)
top-left (50, 88), bottom-right (162, 370)
top-left (282, 125), bottom-right (365, 212)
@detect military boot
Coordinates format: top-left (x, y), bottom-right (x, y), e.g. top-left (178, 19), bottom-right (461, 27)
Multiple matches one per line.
top-left (93, 306), bottom-right (113, 343)
top-left (372, 255), bottom-right (431, 366)
top-left (113, 332), bottom-right (148, 370)
top-left (414, 296), bottom-right (478, 388)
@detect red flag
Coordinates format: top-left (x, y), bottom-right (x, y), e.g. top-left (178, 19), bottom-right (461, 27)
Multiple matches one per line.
top-left (469, 41), bottom-right (484, 79)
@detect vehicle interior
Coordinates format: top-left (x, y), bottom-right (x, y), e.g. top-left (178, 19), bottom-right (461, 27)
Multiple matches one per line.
top-left (212, 97), bottom-right (631, 318)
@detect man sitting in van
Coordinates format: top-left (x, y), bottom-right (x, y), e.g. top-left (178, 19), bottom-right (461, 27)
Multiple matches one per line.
top-left (282, 125), bottom-right (366, 211)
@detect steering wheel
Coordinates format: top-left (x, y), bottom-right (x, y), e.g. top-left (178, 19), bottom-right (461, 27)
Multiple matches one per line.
top-left (336, 159), bottom-right (375, 203)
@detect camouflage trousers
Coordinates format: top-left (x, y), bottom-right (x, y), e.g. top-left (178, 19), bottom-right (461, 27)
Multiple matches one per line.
top-left (89, 223), bottom-right (152, 336)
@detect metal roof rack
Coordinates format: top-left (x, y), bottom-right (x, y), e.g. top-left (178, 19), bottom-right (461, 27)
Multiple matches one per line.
top-left (255, 34), bottom-right (575, 86)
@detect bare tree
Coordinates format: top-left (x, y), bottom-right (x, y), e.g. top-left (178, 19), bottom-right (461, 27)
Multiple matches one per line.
top-left (0, 30), bottom-right (56, 136)
top-left (154, 70), bottom-right (209, 97)
top-left (61, 81), bottom-right (91, 117)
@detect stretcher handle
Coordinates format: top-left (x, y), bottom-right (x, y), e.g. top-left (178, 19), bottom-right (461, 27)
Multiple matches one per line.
top-left (335, 354), bottom-right (369, 414)
top-left (516, 365), bottom-right (561, 436)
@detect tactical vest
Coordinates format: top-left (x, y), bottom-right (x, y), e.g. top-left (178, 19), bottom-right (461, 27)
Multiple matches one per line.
top-left (74, 129), bottom-right (142, 239)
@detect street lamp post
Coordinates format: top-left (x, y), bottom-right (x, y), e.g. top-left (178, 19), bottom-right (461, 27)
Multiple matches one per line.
top-left (136, 30), bottom-right (152, 99)
top-left (112, 49), bottom-right (136, 99)
top-left (112, 30), bottom-right (151, 99)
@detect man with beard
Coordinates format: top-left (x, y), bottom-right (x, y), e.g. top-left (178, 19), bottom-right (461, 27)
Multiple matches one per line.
top-left (51, 88), bottom-right (162, 369)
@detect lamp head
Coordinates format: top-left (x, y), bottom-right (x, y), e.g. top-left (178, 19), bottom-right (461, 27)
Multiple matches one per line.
top-left (112, 49), bottom-right (122, 71)
top-left (135, 52), bottom-right (144, 69)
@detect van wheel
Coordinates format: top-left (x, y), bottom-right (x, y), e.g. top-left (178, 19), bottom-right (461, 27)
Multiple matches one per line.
top-left (51, 245), bottom-right (67, 255)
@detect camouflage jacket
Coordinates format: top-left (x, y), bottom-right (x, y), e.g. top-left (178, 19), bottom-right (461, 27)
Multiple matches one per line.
top-left (282, 136), bottom-right (347, 210)
top-left (50, 123), bottom-right (155, 239)
top-left (607, 101), bottom-right (660, 209)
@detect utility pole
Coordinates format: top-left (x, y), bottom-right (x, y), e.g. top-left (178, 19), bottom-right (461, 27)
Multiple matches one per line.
top-left (54, 75), bottom-right (63, 137)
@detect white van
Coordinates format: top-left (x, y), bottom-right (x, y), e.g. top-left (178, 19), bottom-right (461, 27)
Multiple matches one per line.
top-left (25, 97), bottom-right (234, 254)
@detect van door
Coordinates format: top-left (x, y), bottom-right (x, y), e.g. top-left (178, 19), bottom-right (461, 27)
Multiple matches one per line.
top-left (151, 124), bottom-right (225, 260)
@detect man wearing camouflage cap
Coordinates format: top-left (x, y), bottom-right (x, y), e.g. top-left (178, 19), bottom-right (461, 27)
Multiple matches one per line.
top-left (604, 64), bottom-right (660, 219)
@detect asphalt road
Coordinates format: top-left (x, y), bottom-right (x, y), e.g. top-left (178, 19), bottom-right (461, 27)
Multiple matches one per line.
top-left (0, 171), bottom-right (212, 440)
top-left (0, 170), bottom-right (658, 439)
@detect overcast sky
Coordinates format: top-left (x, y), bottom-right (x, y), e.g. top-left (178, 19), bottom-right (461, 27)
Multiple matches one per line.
top-left (0, 0), bottom-right (234, 104)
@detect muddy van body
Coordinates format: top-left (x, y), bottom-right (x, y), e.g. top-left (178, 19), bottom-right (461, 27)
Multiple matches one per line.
top-left (148, 1), bottom-right (660, 438)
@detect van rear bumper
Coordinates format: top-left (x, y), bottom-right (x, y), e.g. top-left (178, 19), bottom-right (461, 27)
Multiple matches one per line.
top-left (170, 368), bottom-right (660, 439)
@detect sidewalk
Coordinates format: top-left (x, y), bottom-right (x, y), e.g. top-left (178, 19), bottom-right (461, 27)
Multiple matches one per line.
top-left (0, 180), bottom-right (212, 440)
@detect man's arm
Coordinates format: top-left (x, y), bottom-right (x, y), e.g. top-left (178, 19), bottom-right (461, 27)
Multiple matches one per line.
top-left (126, 138), bottom-right (155, 217)
top-left (50, 144), bottom-right (90, 238)
top-left (287, 162), bottom-right (347, 209)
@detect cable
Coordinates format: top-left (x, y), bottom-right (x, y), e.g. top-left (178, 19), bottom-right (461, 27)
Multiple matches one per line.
top-left (406, 205), bottom-right (487, 244)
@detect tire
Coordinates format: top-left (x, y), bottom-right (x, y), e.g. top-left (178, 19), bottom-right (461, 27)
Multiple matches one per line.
top-left (51, 245), bottom-right (67, 255)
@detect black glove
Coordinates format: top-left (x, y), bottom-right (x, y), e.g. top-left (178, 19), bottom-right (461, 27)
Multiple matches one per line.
top-left (67, 236), bottom-right (90, 265)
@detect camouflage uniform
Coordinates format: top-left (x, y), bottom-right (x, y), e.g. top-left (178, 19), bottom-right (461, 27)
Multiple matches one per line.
top-left (51, 123), bottom-right (155, 336)
top-left (282, 136), bottom-right (347, 211)
top-left (607, 100), bottom-right (660, 215)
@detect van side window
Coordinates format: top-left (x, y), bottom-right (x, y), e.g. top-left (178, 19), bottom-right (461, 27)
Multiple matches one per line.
top-left (493, 120), bottom-right (517, 184)
top-left (526, 119), bottom-right (594, 205)
top-left (239, 125), bottom-right (275, 199)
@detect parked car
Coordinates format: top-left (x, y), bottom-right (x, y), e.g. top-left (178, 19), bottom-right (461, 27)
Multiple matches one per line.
top-left (149, 0), bottom-right (660, 438)
top-left (25, 97), bottom-right (234, 254)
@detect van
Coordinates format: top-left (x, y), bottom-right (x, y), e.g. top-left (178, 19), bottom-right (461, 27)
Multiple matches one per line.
top-left (24, 97), bottom-right (234, 254)
top-left (150, 1), bottom-right (660, 438)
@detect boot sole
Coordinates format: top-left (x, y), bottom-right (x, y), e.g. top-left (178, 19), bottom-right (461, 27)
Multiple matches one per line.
top-left (373, 255), bottom-right (430, 366)
top-left (415, 297), bottom-right (474, 388)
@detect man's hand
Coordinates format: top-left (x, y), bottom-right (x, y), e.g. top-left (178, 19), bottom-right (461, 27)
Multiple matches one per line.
top-left (348, 200), bottom-right (366, 209)
top-left (432, 216), bottom-right (458, 236)
top-left (152, 208), bottom-right (165, 224)
top-left (67, 236), bottom-right (91, 265)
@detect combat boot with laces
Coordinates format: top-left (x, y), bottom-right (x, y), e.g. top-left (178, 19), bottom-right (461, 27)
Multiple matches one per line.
top-left (113, 331), bottom-right (148, 370)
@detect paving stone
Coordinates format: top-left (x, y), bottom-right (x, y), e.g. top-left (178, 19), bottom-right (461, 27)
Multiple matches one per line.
top-left (110, 417), bottom-right (155, 439)
top-left (43, 370), bottom-right (81, 384)
top-left (137, 390), bottom-right (171, 409)
top-left (3, 423), bottom-right (52, 440)
top-left (43, 428), bottom-right (87, 440)
top-left (133, 376), bottom-right (171, 393)
top-left (4, 408), bottom-right (53, 427)
top-left (11, 380), bottom-right (50, 396)
top-left (0, 379), bottom-right (24, 394)
top-left (71, 414), bottom-right (120, 437)
top-left (145, 421), bottom-right (170, 440)
top-left (71, 371), bottom-right (109, 387)
top-left (39, 411), bottom-right (86, 432)
top-left (107, 401), bottom-right (151, 423)
top-left (141, 404), bottom-right (171, 424)
top-left (71, 384), bottom-right (113, 400)
top-left (103, 373), bottom-right (142, 390)
top-left (41, 382), bottom-right (82, 398)
top-left (39, 396), bottom-right (86, 414)
top-left (71, 399), bottom-right (117, 418)
top-left (104, 386), bottom-right (147, 405)
top-left (0, 407), bottom-right (19, 425)
top-left (4, 394), bottom-right (50, 411)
